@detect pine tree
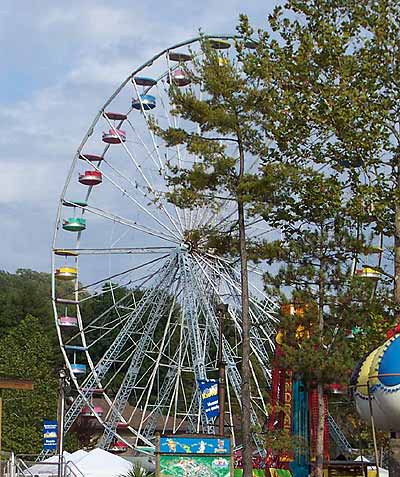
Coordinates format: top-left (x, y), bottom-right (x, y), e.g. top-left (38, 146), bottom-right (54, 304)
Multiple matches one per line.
top-left (152, 37), bottom-right (267, 477)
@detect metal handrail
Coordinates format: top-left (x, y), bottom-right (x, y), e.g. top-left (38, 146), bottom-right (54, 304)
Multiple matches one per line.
top-left (65, 460), bottom-right (85, 477)
top-left (15, 458), bottom-right (33, 476)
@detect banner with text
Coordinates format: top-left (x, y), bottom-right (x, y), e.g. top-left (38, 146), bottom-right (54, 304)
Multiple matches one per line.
top-left (198, 379), bottom-right (219, 418)
top-left (43, 420), bottom-right (58, 450)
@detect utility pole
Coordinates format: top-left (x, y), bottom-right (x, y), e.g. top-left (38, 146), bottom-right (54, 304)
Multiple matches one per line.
top-left (57, 369), bottom-right (69, 477)
top-left (389, 155), bottom-right (400, 477)
top-left (216, 303), bottom-right (228, 436)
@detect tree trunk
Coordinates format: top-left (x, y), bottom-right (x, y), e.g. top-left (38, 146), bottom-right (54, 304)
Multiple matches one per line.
top-left (395, 158), bottom-right (400, 308)
top-left (238, 137), bottom-right (253, 477)
top-left (389, 159), bottom-right (400, 477)
top-left (314, 254), bottom-right (325, 477)
top-left (238, 199), bottom-right (252, 477)
top-left (314, 383), bottom-right (325, 477)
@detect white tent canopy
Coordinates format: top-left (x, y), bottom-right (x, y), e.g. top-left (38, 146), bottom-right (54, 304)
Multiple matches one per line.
top-left (74, 448), bottom-right (133, 477)
top-left (28, 449), bottom-right (133, 477)
top-left (27, 452), bottom-right (72, 476)
top-left (68, 450), bottom-right (88, 465)
top-left (354, 455), bottom-right (388, 477)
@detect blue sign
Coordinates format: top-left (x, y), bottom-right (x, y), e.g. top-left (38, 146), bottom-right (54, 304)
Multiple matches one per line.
top-left (198, 379), bottom-right (219, 418)
top-left (160, 436), bottom-right (231, 454)
top-left (43, 420), bottom-right (58, 450)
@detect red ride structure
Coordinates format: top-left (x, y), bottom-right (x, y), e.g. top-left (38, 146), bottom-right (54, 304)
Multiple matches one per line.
top-left (267, 304), bottom-right (330, 477)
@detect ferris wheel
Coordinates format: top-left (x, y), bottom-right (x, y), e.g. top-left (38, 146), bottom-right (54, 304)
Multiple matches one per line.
top-left (51, 34), bottom-right (278, 454)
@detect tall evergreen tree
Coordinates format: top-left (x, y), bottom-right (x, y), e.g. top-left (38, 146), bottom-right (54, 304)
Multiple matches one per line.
top-left (250, 164), bottom-right (374, 474)
top-left (153, 25), bottom-right (379, 475)
top-left (152, 38), bottom-right (267, 477)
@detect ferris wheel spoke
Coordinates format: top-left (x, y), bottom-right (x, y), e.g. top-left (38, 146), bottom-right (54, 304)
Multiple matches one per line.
top-left (189, 206), bottom-right (201, 232)
top-left (126, 118), bottom-right (186, 235)
top-left (73, 254), bottom-right (171, 301)
top-left (99, 117), bottom-right (184, 239)
top-left (74, 265), bottom-right (166, 331)
top-left (184, 84), bottom-right (211, 231)
top-left (139, 351), bottom-right (181, 441)
top-left (57, 246), bottom-right (175, 255)
top-left (223, 260), bottom-right (278, 312)
top-left (124, 103), bottom-right (186, 241)
top-left (82, 202), bottom-right (180, 244)
top-left (78, 157), bottom-right (182, 242)
top-left (208, 208), bottom-right (238, 235)
top-left (182, 386), bottom-right (203, 434)
top-left (100, 264), bottom-right (179, 448)
top-left (66, 285), bottom-right (156, 418)
top-left (214, 261), bottom-right (277, 351)
top-left (102, 342), bottom-right (162, 398)
top-left (104, 111), bottom-right (162, 173)
top-left (249, 359), bottom-right (268, 415)
top-left (193, 275), bottom-right (243, 397)
top-left (128, 297), bottom-right (179, 437)
top-left (246, 224), bottom-right (276, 240)
top-left (180, 254), bottom-right (207, 381)
top-left (173, 324), bottom-right (203, 433)
top-left (86, 151), bottom-right (150, 201)
top-left (192, 252), bottom-right (274, 383)
top-left (62, 255), bottom-right (179, 433)
top-left (156, 79), bottom-right (192, 230)
top-left (188, 260), bottom-right (244, 399)
top-left (131, 80), bottom-right (165, 172)
top-left (60, 287), bottom-right (136, 349)
top-left (179, 253), bottom-right (212, 431)
top-left (205, 254), bottom-right (276, 311)
top-left (66, 315), bottom-right (126, 348)
top-left (196, 198), bottom-right (235, 232)
top-left (126, 119), bottom-right (164, 172)
top-left (170, 312), bottom-right (188, 434)
top-left (82, 316), bottom-right (136, 353)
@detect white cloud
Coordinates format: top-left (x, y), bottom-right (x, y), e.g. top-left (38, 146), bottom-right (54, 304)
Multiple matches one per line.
top-left (0, 162), bottom-right (60, 203)
top-left (1, 0), bottom-right (282, 273)
top-left (38, 4), bottom-right (141, 44)
top-left (68, 57), bottom-right (136, 85)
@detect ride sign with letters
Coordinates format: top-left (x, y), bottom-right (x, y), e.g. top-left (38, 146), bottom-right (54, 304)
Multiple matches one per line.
top-left (43, 420), bottom-right (58, 450)
top-left (198, 379), bottom-right (219, 418)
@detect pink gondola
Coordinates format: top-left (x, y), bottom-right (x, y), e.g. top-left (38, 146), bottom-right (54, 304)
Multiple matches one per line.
top-left (102, 128), bottom-right (126, 144)
top-left (58, 316), bottom-right (78, 328)
top-left (167, 68), bottom-right (191, 87)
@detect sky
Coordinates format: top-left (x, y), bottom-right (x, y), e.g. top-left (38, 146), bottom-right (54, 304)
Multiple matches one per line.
top-left (0, 0), bottom-right (281, 275)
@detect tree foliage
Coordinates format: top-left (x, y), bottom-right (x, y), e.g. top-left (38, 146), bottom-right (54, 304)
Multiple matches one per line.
top-left (0, 270), bottom-right (56, 341)
top-left (0, 314), bottom-right (58, 454)
top-left (150, 2), bottom-right (400, 473)
top-left (235, 0), bottom-right (399, 473)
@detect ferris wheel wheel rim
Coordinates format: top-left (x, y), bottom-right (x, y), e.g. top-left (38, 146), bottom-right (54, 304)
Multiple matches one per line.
top-left (51, 33), bottom-right (276, 452)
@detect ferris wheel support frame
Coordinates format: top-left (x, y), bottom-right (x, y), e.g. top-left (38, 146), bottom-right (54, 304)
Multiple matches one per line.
top-left (46, 33), bottom-right (285, 463)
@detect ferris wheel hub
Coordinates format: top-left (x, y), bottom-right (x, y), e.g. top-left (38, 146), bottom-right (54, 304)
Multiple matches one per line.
top-left (179, 242), bottom-right (190, 252)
